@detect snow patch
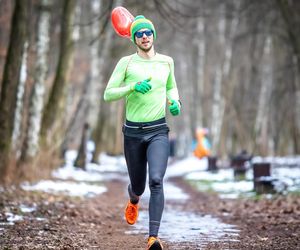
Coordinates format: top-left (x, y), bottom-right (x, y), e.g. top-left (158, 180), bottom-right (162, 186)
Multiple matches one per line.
top-left (5, 212), bottom-right (23, 223)
top-left (52, 164), bottom-right (104, 182)
top-left (20, 204), bottom-right (36, 213)
top-left (186, 169), bottom-right (233, 182)
top-left (166, 156), bottom-right (208, 178)
top-left (21, 180), bottom-right (106, 197)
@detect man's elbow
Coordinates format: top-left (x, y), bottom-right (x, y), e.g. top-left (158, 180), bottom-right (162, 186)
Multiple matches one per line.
top-left (103, 93), bottom-right (109, 102)
top-left (103, 92), bottom-right (111, 102)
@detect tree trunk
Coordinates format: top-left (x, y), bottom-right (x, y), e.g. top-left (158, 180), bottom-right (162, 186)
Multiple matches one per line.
top-left (254, 36), bottom-right (273, 156)
top-left (0, 0), bottom-right (28, 182)
top-left (12, 42), bottom-right (28, 154)
top-left (91, 0), bottom-right (122, 162)
top-left (87, 0), bottom-right (102, 129)
top-left (276, 0), bottom-right (300, 82)
top-left (210, 4), bottom-right (226, 156)
top-left (276, 0), bottom-right (300, 154)
top-left (211, 67), bottom-right (224, 155)
top-left (74, 123), bottom-right (89, 169)
top-left (180, 51), bottom-right (193, 158)
top-left (292, 56), bottom-right (300, 153)
top-left (106, 103), bottom-right (118, 155)
top-left (219, 4), bottom-right (240, 156)
top-left (21, 0), bottom-right (51, 161)
top-left (113, 101), bottom-right (124, 155)
top-left (193, 16), bottom-right (205, 128)
top-left (40, 0), bottom-right (75, 147)
top-left (60, 74), bottom-right (90, 159)
top-left (91, 97), bottom-right (106, 163)
top-left (212, 2), bottom-right (239, 157)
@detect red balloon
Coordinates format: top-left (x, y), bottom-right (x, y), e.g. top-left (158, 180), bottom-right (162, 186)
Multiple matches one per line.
top-left (111, 7), bottom-right (134, 38)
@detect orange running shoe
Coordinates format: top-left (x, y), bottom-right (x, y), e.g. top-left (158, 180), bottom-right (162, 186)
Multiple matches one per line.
top-left (147, 237), bottom-right (163, 250)
top-left (124, 200), bottom-right (139, 225)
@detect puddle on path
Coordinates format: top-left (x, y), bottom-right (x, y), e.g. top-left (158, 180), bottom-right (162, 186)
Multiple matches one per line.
top-left (125, 181), bottom-right (239, 246)
top-left (126, 209), bottom-right (239, 246)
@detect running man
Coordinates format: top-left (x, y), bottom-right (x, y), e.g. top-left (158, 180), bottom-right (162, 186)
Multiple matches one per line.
top-left (104, 15), bottom-right (181, 250)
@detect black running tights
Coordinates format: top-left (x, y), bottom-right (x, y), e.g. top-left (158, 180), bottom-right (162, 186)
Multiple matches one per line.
top-left (124, 132), bottom-right (169, 237)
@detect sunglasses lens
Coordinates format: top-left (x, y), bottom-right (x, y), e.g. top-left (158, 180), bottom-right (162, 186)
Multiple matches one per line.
top-left (135, 32), bottom-right (143, 38)
top-left (135, 30), bottom-right (153, 38)
top-left (145, 31), bottom-right (153, 36)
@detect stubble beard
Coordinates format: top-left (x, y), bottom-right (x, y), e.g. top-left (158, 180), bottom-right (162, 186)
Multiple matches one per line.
top-left (137, 43), bottom-right (153, 52)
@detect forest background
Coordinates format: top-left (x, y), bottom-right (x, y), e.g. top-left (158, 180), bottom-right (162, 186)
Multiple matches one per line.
top-left (0, 0), bottom-right (299, 184)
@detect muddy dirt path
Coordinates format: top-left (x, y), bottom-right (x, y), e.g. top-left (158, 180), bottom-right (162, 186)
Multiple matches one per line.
top-left (1, 170), bottom-right (299, 249)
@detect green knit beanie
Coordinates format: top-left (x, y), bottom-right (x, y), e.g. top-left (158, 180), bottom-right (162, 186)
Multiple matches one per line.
top-left (130, 15), bottom-right (156, 43)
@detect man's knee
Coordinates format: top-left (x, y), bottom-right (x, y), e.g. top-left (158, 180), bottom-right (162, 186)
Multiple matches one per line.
top-left (149, 176), bottom-right (163, 190)
top-left (131, 183), bottom-right (145, 196)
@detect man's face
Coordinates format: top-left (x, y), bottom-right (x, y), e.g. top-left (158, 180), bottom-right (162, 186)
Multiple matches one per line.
top-left (135, 29), bottom-right (154, 52)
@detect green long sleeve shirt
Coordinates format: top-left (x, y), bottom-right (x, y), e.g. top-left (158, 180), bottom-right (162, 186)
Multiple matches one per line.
top-left (104, 53), bottom-right (180, 122)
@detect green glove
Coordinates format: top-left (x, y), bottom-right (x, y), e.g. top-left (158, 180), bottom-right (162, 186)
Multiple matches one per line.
top-left (169, 100), bottom-right (181, 116)
top-left (134, 78), bottom-right (152, 94)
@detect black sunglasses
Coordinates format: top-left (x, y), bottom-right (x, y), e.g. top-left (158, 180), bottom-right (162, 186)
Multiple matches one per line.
top-left (135, 30), bottom-right (153, 38)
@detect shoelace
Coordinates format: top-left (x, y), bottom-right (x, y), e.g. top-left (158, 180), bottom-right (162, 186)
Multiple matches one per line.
top-left (128, 204), bottom-right (136, 218)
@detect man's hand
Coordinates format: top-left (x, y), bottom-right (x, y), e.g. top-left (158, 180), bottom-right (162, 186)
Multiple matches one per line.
top-left (134, 78), bottom-right (152, 94)
top-left (169, 100), bottom-right (181, 116)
